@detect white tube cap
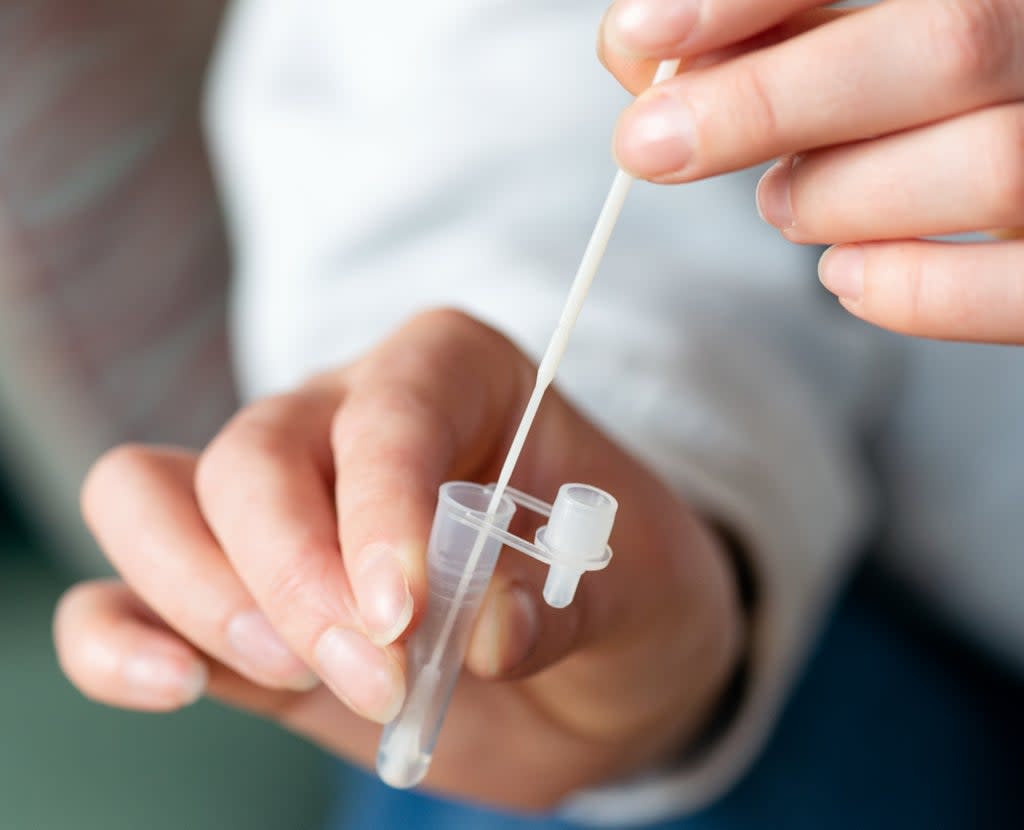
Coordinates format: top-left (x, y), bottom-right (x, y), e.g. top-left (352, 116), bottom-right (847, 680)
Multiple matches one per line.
top-left (537, 484), bottom-right (617, 608)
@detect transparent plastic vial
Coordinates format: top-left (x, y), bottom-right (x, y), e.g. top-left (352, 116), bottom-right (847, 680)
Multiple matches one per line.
top-left (376, 482), bottom-right (515, 789)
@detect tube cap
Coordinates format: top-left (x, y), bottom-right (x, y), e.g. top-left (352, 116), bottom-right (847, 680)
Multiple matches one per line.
top-left (536, 484), bottom-right (617, 608)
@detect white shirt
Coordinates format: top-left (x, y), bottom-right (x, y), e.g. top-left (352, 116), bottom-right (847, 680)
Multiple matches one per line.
top-left (203, 0), bottom-right (1024, 824)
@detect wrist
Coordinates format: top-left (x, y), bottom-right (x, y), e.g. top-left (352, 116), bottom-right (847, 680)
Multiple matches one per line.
top-left (674, 517), bottom-right (756, 764)
top-left (595, 511), bottom-right (750, 786)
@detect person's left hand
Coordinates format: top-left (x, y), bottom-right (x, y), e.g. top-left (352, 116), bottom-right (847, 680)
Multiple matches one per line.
top-left (600, 0), bottom-right (1024, 343)
top-left (53, 310), bottom-right (742, 812)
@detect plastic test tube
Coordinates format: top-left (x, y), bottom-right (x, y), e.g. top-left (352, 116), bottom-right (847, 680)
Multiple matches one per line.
top-left (376, 480), bottom-right (617, 789)
top-left (376, 482), bottom-right (516, 789)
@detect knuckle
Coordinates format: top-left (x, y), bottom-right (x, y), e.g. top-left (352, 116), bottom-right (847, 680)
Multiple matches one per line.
top-left (193, 437), bottom-right (235, 505)
top-left (360, 382), bottom-right (438, 427)
top-left (399, 307), bottom-right (507, 364)
top-left (195, 398), bottom-right (297, 499)
top-left (731, 63), bottom-right (780, 146)
top-left (930, 0), bottom-right (1015, 88)
top-left (332, 381), bottom-right (452, 477)
top-left (408, 306), bottom-right (481, 336)
top-left (263, 562), bottom-right (309, 613)
top-left (81, 444), bottom-right (156, 526)
top-left (262, 546), bottom-right (336, 626)
top-left (354, 345), bottom-right (433, 394)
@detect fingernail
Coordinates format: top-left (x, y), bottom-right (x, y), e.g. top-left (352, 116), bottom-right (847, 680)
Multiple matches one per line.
top-left (123, 652), bottom-right (207, 706)
top-left (819, 246), bottom-right (864, 301)
top-left (467, 584), bottom-right (539, 679)
top-left (615, 92), bottom-right (695, 178)
top-left (757, 158), bottom-right (794, 229)
top-left (227, 609), bottom-right (319, 691)
top-left (607, 0), bottom-right (701, 56)
top-left (353, 545), bottom-right (413, 646)
top-left (315, 627), bottom-right (405, 723)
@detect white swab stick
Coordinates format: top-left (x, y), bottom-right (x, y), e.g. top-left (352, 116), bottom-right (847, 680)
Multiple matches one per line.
top-left (427, 58), bottom-right (682, 668)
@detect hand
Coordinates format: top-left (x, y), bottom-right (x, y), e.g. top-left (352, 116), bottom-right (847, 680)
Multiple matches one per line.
top-left (54, 310), bottom-right (742, 811)
top-left (600, 0), bottom-right (1024, 343)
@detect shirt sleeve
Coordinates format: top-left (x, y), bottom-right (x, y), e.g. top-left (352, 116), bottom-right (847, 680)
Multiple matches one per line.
top-left (204, 0), bottom-right (898, 822)
top-left (557, 276), bottom-right (888, 826)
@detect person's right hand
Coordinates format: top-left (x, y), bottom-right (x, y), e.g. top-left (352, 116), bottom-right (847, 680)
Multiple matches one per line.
top-left (54, 310), bottom-right (743, 812)
top-left (599, 0), bottom-right (1024, 344)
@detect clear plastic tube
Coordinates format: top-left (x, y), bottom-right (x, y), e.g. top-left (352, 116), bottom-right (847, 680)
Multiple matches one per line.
top-left (376, 483), bottom-right (515, 789)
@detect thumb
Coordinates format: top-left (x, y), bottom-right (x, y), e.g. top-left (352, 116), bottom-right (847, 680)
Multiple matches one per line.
top-left (465, 396), bottom-right (738, 684)
top-left (464, 553), bottom-right (581, 681)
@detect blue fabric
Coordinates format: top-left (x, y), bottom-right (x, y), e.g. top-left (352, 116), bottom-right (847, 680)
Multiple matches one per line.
top-left (327, 567), bottom-right (1024, 829)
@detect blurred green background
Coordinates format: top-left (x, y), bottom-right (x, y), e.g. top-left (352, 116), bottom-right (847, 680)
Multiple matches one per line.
top-left (0, 483), bottom-right (331, 830)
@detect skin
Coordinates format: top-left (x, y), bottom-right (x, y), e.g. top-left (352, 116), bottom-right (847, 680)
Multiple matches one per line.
top-left (54, 310), bottom-right (743, 812)
top-left (601, 0), bottom-right (1024, 343)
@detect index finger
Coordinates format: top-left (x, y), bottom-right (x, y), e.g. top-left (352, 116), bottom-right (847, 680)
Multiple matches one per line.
top-left (333, 310), bottom-right (530, 646)
top-left (604, 0), bottom-right (828, 59)
top-left (614, 0), bottom-right (1024, 181)
top-left (600, 2), bottom-right (842, 94)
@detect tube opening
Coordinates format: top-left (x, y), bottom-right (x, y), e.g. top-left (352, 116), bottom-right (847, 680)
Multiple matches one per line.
top-left (562, 484), bottom-right (617, 511)
top-left (439, 482), bottom-right (515, 521)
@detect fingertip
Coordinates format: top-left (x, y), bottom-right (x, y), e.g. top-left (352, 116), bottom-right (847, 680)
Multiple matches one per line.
top-left (756, 157), bottom-right (795, 230)
top-left (599, 10), bottom-right (669, 97)
top-left (181, 661), bottom-right (210, 704)
top-left (612, 107), bottom-right (653, 180)
top-left (817, 244), bottom-right (836, 285)
top-left (121, 651), bottom-right (209, 708)
top-left (613, 90), bottom-right (695, 182)
top-left (818, 244), bottom-right (865, 302)
top-left (351, 543), bottom-right (418, 647)
top-left (611, 114), bottom-right (635, 176)
top-left (55, 581), bottom-right (211, 712)
top-left (314, 626), bottom-right (406, 724)
top-left (226, 609), bottom-right (322, 690)
top-left (604, 0), bottom-right (700, 60)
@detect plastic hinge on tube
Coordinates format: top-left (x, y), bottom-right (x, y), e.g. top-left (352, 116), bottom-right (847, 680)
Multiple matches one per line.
top-left (470, 482), bottom-right (616, 608)
top-left (376, 481), bottom-right (617, 790)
